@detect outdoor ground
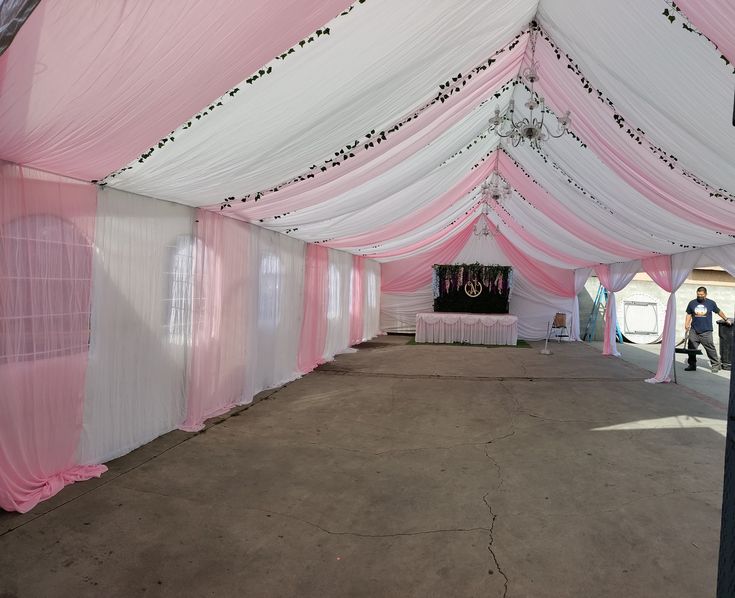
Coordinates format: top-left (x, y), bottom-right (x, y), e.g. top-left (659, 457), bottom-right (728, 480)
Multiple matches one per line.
top-left (0, 336), bottom-right (727, 597)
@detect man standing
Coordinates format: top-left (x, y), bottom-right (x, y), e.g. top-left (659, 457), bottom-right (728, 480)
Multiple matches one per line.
top-left (684, 286), bottom-right (731, 372)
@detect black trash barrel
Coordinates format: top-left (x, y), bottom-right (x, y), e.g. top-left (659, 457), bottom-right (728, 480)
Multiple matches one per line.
top-left (719, 320), bottom-right (733, 371)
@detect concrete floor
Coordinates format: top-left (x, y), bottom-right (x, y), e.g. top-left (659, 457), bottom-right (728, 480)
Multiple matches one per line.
top-left (0, 337), bottom-right (727, 597)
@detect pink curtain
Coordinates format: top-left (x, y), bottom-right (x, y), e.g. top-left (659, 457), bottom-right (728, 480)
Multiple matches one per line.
top-left (0, 0), bottom-right (353, 180)
top-left (297, 244), bottom-right (329, 373)
top-left (0, 162), bottom-right (106, 513)
top-left (594, 262), bottom-right (640, 357)
top-left (381, 222), bottom-right (475, 293)
top-left (349, 255), bottom-right (365, 345)
top-left (182, 210), bottom-right (252, 432)
top-left (493, 230), bottom-right (576, 297)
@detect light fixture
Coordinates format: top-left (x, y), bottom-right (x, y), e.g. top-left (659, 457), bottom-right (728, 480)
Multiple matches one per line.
top-left (480, 163), bottom-right (512, 202)
top-left (474, 202), bottom-right (500, 238)
top-left (488, 28), bottom-right (571, 149)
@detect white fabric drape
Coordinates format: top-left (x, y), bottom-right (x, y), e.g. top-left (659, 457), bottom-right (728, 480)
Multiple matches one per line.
top-left (707, 244), bottom-right (735, 278)
top-left (363, 259), bottom-right (382, 339)
top-left (642, 251), bottom-right (702, 384)
top-left (323, 249), bottom-right (354, 360)
top-left (595, 261), bottom-right (641, 357)
top-left (80, 189), bottom-right (195, 464)
top-left (571, 268), bottom-right (593, 341)
top-left (247, 225), bottom-right (306, 398)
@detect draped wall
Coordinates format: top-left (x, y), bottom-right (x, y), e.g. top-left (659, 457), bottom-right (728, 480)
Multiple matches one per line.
top-left (0, 168), bottom-right (381, 512)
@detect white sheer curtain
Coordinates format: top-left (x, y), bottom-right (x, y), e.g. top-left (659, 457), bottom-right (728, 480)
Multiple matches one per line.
top-left (708, 244), bottom-right (735, 278)
top-left (248, 225), bottom-right (306, 396)
top-left (363, 259), bottom-right (382, 339)
top-left (80, 188), bottom-right (194, 464)
top-left (642, 250), bottom-right (702, 384)
top-left (323, 249), bottom-right (353, 359)
top-left (571, 268), bottom-right (593, 341)
top-left (595, 261), bottom-right (641, 357)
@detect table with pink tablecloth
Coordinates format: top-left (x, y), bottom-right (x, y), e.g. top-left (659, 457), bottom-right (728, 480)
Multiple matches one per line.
top-left (415, 312), bottom-right (518, 346)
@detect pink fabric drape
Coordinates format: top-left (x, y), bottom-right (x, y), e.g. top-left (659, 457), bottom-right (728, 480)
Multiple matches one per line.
top-left (0, 162), bottom-right (106, 513)
top-left (676, 0), bottom-right (735, 63)
top-left (594, 262), bottom-right (640, 357)
top-left (212, 36), bottom-right (527, 222)
top-left (297, 244), bottom-right (329, 373)
top-left (535, 39), bottom-right (735, 235)
top-left (349, 255), bottom-right (365, 345)
top-left (0, 0), bottom-right (353, 180)
top-left (381, 221), bottom-right (475, 293)
top-left (182, 210), bottom-right (252, 432)
top-left (493, 229), bottom-right (576, 297)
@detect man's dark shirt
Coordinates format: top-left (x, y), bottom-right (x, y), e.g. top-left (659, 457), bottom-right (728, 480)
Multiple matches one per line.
top-left (686, 298), bottom-right (719, 333)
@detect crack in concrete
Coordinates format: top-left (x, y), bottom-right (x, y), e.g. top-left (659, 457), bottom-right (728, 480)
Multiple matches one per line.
top-left (242, 506), bottom-right (490, 539)
top-left (483, 493), bottom-right (509, 598)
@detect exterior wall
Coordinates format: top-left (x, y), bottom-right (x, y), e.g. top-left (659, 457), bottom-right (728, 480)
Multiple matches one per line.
top-left (579, 269), bottom-right (735, 353)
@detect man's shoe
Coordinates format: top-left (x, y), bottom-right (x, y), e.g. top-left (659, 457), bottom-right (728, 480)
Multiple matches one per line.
top-left (684, 365), bottom-right (696, 371)
top-left (712, 365), bottom-right (721, 373)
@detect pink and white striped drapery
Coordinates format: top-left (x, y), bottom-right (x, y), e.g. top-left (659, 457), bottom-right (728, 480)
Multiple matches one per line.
top-left (494, 229), bottom-right (591, 339)
top-left (641, 252), bottom-right (701, 383)
top-left (594, 261), bottom-right (641, 357)
top-left (0, 0), bottom-right (353, 180)
top-left (381, 222), bottom-right (475, 293)
top-left (297, 244), bottom-right (329, 374)
top-left (493, 229), bottom-right (576, 297)
top-left (0, 162), bottom-right (106, 512)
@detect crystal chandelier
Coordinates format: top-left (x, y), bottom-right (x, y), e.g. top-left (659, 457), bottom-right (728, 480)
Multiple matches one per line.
top-left (474, 203), bottom-right (500, 238)
top-left (488, 29), bottom-right (571, 149)
top-left (480, 164), bottom-right (512, 202)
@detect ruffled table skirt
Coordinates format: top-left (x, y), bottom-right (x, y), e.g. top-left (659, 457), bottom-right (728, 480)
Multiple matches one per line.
top-left (415, 312), bottom-right (518, 346)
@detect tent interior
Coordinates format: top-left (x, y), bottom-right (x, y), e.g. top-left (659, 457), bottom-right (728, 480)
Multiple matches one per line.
top-left (1, 0), bottom-right (735, 595)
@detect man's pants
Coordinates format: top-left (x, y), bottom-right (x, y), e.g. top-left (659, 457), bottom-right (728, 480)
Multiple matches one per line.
top-left (688, 329), bottom-right (720, 368)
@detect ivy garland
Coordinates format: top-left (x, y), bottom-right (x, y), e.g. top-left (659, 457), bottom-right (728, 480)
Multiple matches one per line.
top-left (216, 29), bottom-right (530, 213)
top-left (94, 0), bottom-right (369, 185)
top-left (662, 1), bottom-right (734, 72)
top-left (538, 28), bottom-right (735, 204)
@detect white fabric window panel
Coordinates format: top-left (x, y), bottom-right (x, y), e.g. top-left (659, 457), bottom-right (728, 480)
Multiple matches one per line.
top-left (596, 260), bottom-right (641, 357)
top-left (248, 225), bottom-right (306, 397)
top-left (323, 249), bottom-right (354, 360)
top-left (362, 259), bottom-right (382, 340)
top-left (79, 188), bottom-right (195, 464)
